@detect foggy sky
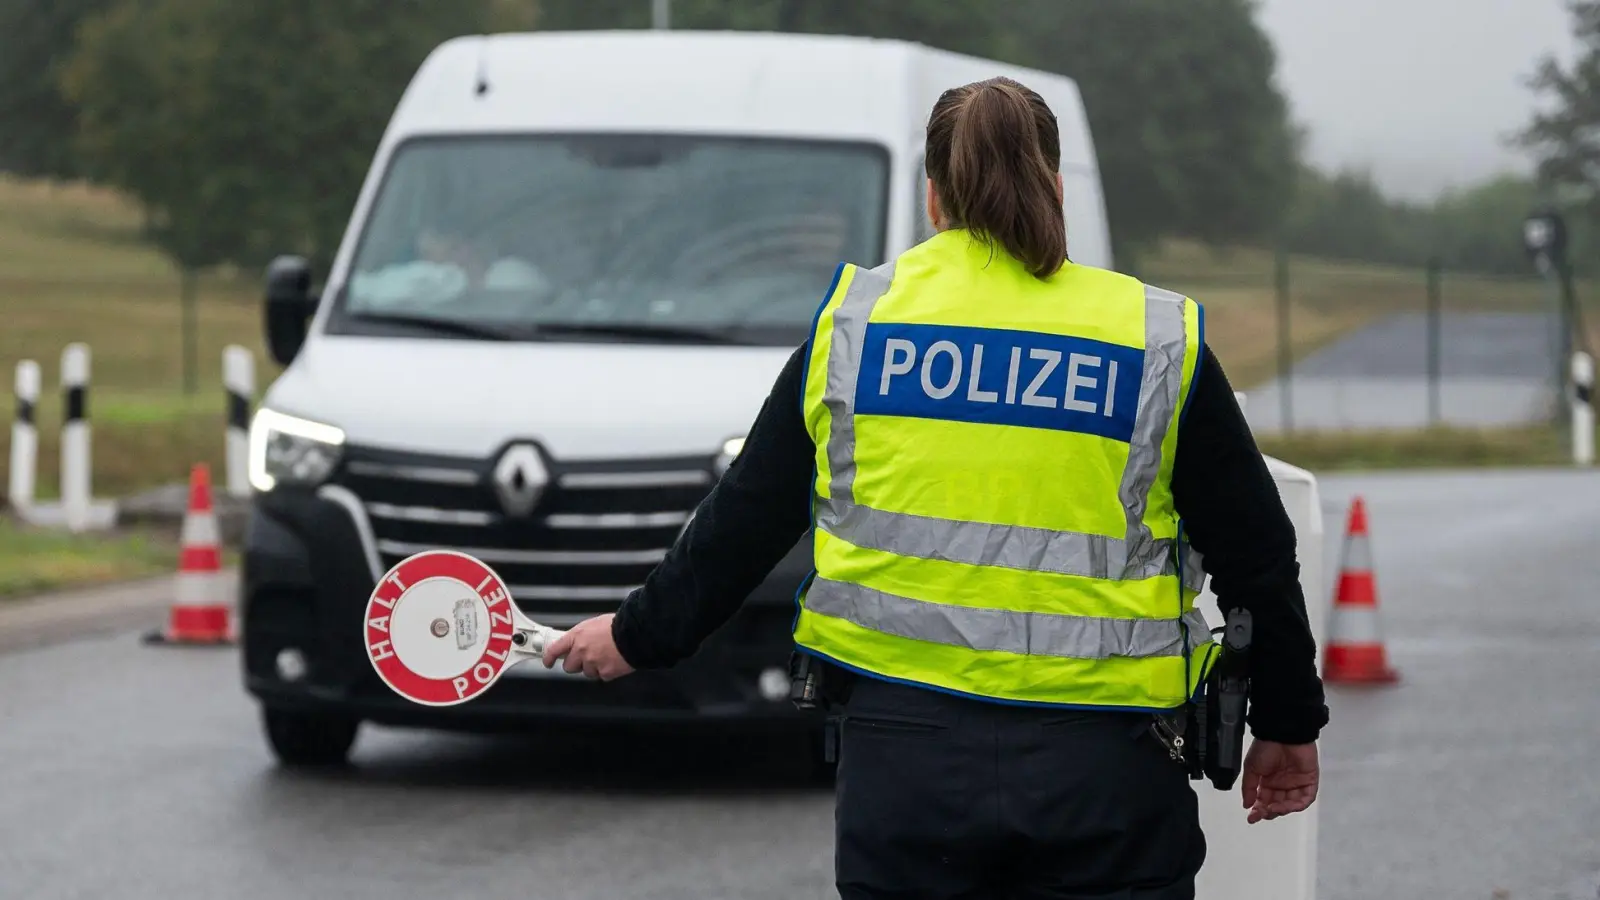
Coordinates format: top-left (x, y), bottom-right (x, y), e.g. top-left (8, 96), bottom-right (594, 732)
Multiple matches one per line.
top-left (1257, 0), bottom-right (1580, 199)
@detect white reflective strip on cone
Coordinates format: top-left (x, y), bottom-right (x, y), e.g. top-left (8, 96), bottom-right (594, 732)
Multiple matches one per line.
top-left (181, 510), bottom-right (220, 548)
top-left (1328, 604), bottom-right (1384, 644)
top-left (177, 571), bottom-right (228, 607)
top-left (1341, 533), bottom-right (1372, 571)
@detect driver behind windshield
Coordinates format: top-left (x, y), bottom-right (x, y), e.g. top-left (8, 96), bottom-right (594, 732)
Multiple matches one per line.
top-left (350, 224), bottom-right (546, 308)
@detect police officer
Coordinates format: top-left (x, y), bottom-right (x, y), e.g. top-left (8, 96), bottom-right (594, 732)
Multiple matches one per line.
top-left (544, 76), bottom-right (1328, 899)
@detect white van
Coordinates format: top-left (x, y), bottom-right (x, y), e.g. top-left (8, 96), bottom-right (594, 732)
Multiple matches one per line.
top-left (241, 29), bottom-right (1113, 766)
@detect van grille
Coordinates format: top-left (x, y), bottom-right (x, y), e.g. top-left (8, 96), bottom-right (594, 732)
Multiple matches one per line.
top-left (332, 446), bottom-right (714, 627)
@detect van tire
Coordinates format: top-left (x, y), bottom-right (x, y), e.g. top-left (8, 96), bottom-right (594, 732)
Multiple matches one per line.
top-left (262, 706), bottom-right (360, 768)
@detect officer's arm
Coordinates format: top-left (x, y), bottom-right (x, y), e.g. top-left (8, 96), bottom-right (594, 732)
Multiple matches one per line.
top-left (1171, 346), bottom-right (1329, 745)
top-left (609, 345), bottom-right (817, 670)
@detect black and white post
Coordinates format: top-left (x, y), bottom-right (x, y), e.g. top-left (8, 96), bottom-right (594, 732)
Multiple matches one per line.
top-left (60, 343), bottom-right (92, 531)
top-left (10, 360), bottom-right (40, 510)
top-left (1573, 351), bottom-right (1594, 467)
top-left (224, 345), bottom-right (255, 497)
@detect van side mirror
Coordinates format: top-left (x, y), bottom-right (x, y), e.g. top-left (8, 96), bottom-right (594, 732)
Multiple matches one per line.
top-left (265, 255), bottom-right (318, 366)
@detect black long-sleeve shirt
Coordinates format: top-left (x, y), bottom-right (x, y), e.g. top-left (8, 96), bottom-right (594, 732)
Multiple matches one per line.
top-left (611, 342), bottom-right (1330, 744)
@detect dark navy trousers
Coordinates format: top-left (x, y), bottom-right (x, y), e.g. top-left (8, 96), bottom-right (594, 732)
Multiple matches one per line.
top-left (833, 675), bottom-right (1207, 899)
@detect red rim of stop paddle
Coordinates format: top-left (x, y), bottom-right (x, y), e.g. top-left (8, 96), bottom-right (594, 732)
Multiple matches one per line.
top-left (363, 550), bottom-right (520, 707)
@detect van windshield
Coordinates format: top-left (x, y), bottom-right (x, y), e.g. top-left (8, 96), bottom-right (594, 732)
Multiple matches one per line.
top-left (331, 134), bottom-right (890, 346)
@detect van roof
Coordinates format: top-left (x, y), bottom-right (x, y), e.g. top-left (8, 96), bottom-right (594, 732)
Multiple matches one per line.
top-left (384, 30), bottom-right (1097, 170)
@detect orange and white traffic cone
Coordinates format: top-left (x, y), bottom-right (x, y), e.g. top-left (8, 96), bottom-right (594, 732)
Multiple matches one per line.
top-left (1324, 495), bottom-right (1398, 685)
top-left (145, 463), bottom-right (233, 646)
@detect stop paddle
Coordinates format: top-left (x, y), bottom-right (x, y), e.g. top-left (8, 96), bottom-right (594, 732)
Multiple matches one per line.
top-left (362, 549), bottom-right (566, 706)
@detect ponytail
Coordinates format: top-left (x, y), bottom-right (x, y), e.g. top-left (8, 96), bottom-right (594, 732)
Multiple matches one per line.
top-left (926, 77), bottom-right (1066, 278)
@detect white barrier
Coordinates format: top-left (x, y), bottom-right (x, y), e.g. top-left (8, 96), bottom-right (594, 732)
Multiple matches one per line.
top-left (223, 345), bottom-right (255, 497)
top-left (60, 343), bottom-right (93, 530)
top-left (11, 345), bottom-right (115, 530)
top-left (9, 360), bottom-right (40, 510)
top-left (1193, 455), bottom-right (1325, 900)
top-left (7, 344), bottom-right (256, 526)
top-left (1572, 351), bottom-right (1593, 467)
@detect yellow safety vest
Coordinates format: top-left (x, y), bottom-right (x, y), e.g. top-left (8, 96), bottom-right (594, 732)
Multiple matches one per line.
top-left (794, 229), bottom-right (1219, 712)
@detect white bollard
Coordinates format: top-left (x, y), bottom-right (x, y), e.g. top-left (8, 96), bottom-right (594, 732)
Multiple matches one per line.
top-left (60, 343), bottom-right (91, 532)
top-left (9, 360), bottom-right (40, 510)
top-left (1572, 351), bottom-right (1594, 467)
top-left (1193, 455), bottom-right (1324, 900)
top-left (223, 345), bottom-right (255, 497)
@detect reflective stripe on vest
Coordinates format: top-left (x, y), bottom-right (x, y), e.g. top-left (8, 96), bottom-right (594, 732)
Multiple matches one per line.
top-left (806, 576), bottom-right (1214, 660)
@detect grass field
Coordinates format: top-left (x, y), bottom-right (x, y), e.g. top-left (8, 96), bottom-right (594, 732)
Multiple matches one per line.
top-left (0, 174), bottom-right (1590, 509)
top-left (0, 177), bottom-right (268, 499)
top-left (0, 516), bottom-right (178, 599)
top-left (1257, 423), bottom-right (1594, 472)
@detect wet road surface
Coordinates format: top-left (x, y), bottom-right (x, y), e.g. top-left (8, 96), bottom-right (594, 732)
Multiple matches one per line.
top-left (1313, 470), bottom-right (1600, 900)
top-left (2, 469), bottom-right (1599, 899)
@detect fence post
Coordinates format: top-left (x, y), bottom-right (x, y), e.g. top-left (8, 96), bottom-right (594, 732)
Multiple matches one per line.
top-left (182, 270), bottom-right (199, 395)
top-left (1276, 245), bottom-right (1292, 433)
top-left (224, 345), bottom-right (255, 497)
top-left (1426, 257), bottom-right (1442, 426)
top-left (9, 360), bottom-right (40, 510)
top-left (1573, 351), bottom-right (1594, 467)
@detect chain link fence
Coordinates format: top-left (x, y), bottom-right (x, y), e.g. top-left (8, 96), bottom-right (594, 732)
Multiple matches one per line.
top-left (1141, 245), bottom-right (1575, 436)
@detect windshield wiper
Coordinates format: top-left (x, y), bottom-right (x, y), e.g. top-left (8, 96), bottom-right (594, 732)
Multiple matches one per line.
top-left (528, 322), bottom-right (748, 345)
top-left (343, 313), bottom-right (523, 341)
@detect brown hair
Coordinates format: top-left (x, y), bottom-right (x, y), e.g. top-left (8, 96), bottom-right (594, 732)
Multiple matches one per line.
top-left (925, 76), bottom-right (1066, 278)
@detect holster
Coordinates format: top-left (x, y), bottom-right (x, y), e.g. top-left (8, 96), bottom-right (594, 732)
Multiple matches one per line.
top-left (1185, 608), bottom-right (1253, 791)
top-left (1149, 608), bottom-right (1252, 789)
top-left (788, 651), bottom-right (855, 764)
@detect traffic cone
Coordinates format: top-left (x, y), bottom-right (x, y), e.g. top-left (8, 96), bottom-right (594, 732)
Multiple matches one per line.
top-left (144, 463), bottom-right (233, 646)
top-left (1324, 496), bottom-right (1398, 684)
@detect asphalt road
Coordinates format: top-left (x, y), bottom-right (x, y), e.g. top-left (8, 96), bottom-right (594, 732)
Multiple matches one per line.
top-left (1242, 312), bottom-right (1560, 433)
top-left (1312, 470), bottom-right (1600, 900)
top-left (2, 469), bottom-right (1599, 899)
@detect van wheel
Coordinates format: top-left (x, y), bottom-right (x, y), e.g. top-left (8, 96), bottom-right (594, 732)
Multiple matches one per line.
top-left (262, 706), bottom-right (360, 768)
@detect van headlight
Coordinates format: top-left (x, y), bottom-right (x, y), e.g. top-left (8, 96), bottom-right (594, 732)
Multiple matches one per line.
top-left (714, 436), bottom-right (746, 477)
top-left (248, 409), bottom-right (346, 492)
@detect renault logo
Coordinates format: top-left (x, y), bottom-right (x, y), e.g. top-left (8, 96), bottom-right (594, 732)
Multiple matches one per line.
top-left (492, 443), bottom-right (549, 518)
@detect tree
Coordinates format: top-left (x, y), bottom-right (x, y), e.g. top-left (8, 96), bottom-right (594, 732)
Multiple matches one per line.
top-left (1430, 175), bottom-right (1548, 275)
top-left (56, 0), bottom-right (1296, 289)
top-left (1518, 0), bottom-right (1600, 217)
top-left (62, 0), bottom-right (527, 388)
top-left (0, 0), bottom-right (115, 178)
top-left (61, 0), bottom-right (249, 392)
top-left (63, 0), bottom-right (525, 274)
top-left (1283, 166), bottom-right (1431, 268)
top-left (999, 0), bottom-right (1297, 269)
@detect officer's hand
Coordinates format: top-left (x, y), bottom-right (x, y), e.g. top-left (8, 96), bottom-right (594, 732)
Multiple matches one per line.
top-left (1241, 740), bottom-right (1319, 824)
top-left (541, 614), bottom-right (635, 682)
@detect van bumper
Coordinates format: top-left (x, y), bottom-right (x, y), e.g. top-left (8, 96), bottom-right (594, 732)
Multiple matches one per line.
top-left (239, 490), bottom-right (820, 731)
